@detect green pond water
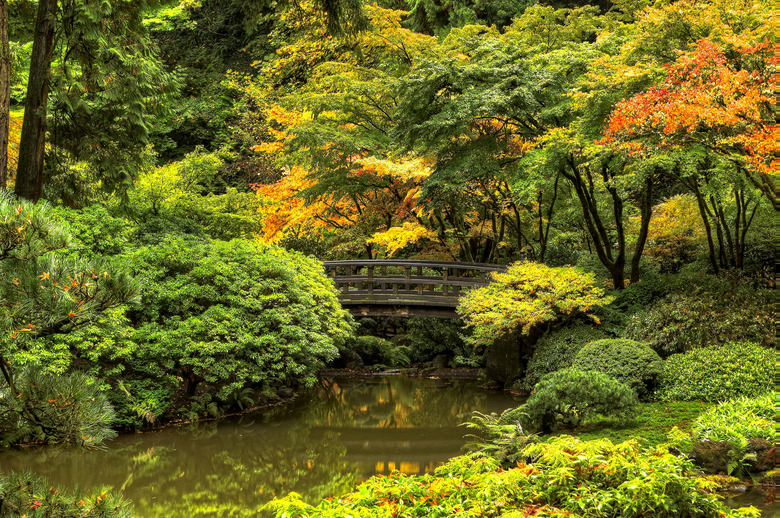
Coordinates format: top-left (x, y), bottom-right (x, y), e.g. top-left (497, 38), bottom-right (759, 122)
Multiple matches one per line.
top-left (0, 375), bottom-right (523, 517)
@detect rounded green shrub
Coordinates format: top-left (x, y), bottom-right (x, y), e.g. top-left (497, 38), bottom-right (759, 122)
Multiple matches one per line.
top-left (572, 338), bottom-right (663, 401)
top-left (126, 236), bottom-right (353, 405)
top-left (517, 325), bottom-right (608, 392)
top-left (658, 342), bottom-right (774, 402)
top-left (523, 368), bottom-right (639, 433)
top-left (625, 274), bottom-right (774, 356)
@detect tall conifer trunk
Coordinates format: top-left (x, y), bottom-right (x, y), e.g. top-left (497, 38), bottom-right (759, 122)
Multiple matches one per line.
top-left (0, 0), bottom-right (9, 190)
top-left (14, 0), bottom-right (57, 201)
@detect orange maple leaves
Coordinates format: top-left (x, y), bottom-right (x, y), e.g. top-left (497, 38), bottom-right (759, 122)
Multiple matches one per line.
top-left (602, 37), bottom-right (776, 203)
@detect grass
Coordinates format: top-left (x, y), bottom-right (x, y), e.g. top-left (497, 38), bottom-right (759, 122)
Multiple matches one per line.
top-left (552, 401), bottom-right (714, 449)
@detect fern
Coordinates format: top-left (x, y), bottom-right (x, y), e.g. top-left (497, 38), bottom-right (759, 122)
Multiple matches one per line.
top-left (462, 407), bottom-right (536, 467)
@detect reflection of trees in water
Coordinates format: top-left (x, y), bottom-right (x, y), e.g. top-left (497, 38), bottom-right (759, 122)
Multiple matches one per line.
top-left (133, 437), bottom-right (358, 517)
top-left (111, 424), bottom-right (358, 517)
top-left (0, 376), bottom-right (521, 517)
top-left (298, 377), bottom-right (517, 429)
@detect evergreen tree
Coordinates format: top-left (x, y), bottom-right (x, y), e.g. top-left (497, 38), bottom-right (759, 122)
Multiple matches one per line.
top-left (0, 190), bottom-right (139, 435)
top-left (13, 0), bottom-right (178, 201)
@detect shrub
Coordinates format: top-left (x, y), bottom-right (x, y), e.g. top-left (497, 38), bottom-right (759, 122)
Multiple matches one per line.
top-left (0, 192), bottom-right (139, 416)
top-left (522, 368), bottom-right (639, 433)
top-left (624, 273), bottom-right (774, 355)
top-left (342, 336), bottom-right (411, 368)
top-left (50, 205), bottom-right (132, 258)
top-left (126, 237), bottom-right (353, 406)
top-left (588, 268), bottom-right (671, 336)
top-left (0, 371), bottom-right (117, 447)
top-left (542, 242), bottom-right (580, 267)
top-left (110, 377), bottom-right (177, 429)
top-left (611, 270), bottom-right (670, 312)
top-left (404, 317), bottom-right (476, 364)
top-left (127, 149), bottom-right (263, 241)
top-left (518, 325), bottom-right (608, 392)
top-left (458, 262), bottom-right (612, 348)
top-left (572, 339), bottom-right (663, 401)
top-left (0, 471), bottom-right (134, 517)
top-left (692, 395), bottom-right (774, 444)
top-left (270, 437), bottom-right (758, 517)
top-left (657, 342), bottom-right (774, 402)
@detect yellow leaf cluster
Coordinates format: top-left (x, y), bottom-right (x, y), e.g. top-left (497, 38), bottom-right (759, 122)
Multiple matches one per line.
top-left (357, 156), bottom-right (433, 182)
top-left (6, 111), bottom-right (22, 182)
top-left (367, 222), bottom-right (436, 256)
top-left (254, 167), bottom-right (357, 242)
top-left (458, 262), bottom-right (612, 347)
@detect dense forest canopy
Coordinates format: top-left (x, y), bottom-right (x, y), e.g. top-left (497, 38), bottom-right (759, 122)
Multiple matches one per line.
top-left (0, 0), bottom-right (772, 287)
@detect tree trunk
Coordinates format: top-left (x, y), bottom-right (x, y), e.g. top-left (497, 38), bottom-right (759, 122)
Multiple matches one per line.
top-left (630, 176), bottom-right (653, 283)
top-left (688, 179), bottom-right (720, 274)
top-left (0, 0), bottom-right (8, 190)
top-left (14, 0), bottom-right (57, 201)
top-left (561, 158), bottom-right (627, 289)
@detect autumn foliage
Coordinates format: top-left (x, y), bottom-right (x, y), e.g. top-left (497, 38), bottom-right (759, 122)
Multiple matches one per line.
top-left (457, 262), bottom-right (612, 347)
top-left (602, 38), bottom-right (776, 205)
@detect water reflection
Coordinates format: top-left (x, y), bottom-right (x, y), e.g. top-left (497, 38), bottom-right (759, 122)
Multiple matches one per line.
top-left (0, 376), bottom-right (522, 517)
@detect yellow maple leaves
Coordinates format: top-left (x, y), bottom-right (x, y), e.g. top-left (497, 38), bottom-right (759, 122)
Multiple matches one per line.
top-left (367, 222), bottom-right (436, 257)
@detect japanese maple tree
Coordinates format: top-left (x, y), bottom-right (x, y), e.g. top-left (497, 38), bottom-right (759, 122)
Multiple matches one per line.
top-left (602, 38), bottom-right (776, 207)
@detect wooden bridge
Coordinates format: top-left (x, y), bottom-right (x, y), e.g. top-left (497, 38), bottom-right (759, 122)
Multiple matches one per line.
top-left (323, 260), bottom-right (507, 318)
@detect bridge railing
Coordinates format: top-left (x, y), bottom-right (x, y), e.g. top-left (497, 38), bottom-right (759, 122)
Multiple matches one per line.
top-left (322, 260), bottom-right (507, 304)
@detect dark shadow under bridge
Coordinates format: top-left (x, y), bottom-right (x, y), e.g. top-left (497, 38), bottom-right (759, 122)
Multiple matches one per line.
top-left (323, 260), bottom-right (507, 318)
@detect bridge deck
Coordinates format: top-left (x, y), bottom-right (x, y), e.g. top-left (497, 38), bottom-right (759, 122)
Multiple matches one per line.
top-left (324, 260), bottom-right (507, 318)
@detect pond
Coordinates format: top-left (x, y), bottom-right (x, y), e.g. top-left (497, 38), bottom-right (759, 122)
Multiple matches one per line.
top-left (0, 375), bottom-right (522, 517)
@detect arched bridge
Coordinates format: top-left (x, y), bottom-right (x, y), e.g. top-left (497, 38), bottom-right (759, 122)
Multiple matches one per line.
top-left (323, 260), bottom-right (507, 318)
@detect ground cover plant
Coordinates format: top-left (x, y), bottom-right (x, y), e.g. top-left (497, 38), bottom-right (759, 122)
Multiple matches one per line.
top-left (558, 401), bottom-right (713, 449)
top-left (269, 437), bottom-right (761, 517)
top-left (657, 342), bottom-right (774, 402)
top-left (692, 396), bottom-right (774, 445)
top-left (462, 407), bottom-right (536, 466)
top-left (687, 395), bottom-right (775, 478)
